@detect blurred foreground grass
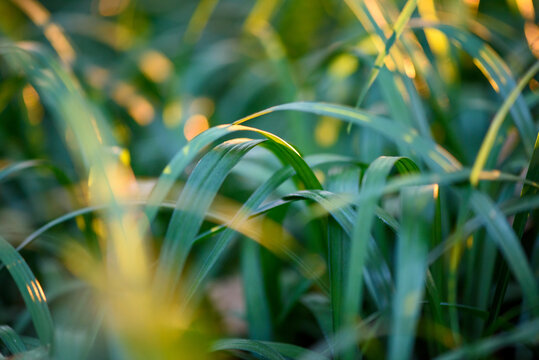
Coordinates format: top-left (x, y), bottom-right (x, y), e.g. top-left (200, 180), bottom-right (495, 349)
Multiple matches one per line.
top-left (0, 0), bottom-right (538, 359)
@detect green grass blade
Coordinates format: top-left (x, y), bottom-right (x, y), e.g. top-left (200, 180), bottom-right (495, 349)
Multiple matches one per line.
top-left (182, 155), bottom-right (355, 307)
top-left (410, 22), bottom-right (537, 156)
top-left (389, 186), bottom-right (435, 360)
top-left (257, 341), bottom-right (329, 360)
top-left (211, 338), bottom-right (286, 360)
top-left (435, 318), bottom-right (539, 360)
top-left (155, 139), bottom-right (264, 296)
top-left (282, 189), bottom-right (394, 312)
top-left (144, 125), bottom-right (239, 223)
top-left (242, 240), bottom-right (273, 340)
top-left (145, 123), bottom-right (321, 225)
top-left (0, 236), bottom-right (54, 347)
top-left (212, 336), bottom-right (328, 360)
top-left (486, 132), bottom-right (539, 332)
top-left (470, 191), bottom-right (539, 311)
top-left (157, 128), bottom-right (324, 297)
top-left (348, 0), bottom-right (419, 108)
top-left (328, 217), bottom-right (346, 342)
top-left (0, 160), bottom-right (48, 183)
top-left (429, 192), bottom-right (539, 266)
top-left (235, 102), bottom-right (461, 172)
top-left (342, 157), bottom-right (418, 359)
top-left (470, 61), bottom-right (539, 186)
top-left (0, 325), bottom-right (26, 354)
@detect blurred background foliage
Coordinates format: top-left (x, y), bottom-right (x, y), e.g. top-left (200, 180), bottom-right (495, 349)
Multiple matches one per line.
top-left (0, 0), bottom-right (535, 168)
top-left (0, 0), bottom-right (538, 359)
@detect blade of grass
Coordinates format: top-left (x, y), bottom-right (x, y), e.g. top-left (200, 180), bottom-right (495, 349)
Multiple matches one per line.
top-left (485, 133), bottom-right (539, 334)
top-left (470, 61), bottom-right (539, 186)
top-left (0, 236), bottom-right (54, 347)
top-left (435, 318), bottom-right (539, 360)
top-left (182, 155), bottom-right (356, 308)
top-left (342, 156), bottom-right (419, 359)
top-left (389, 185), bottom-right (435, 360)
top-left (155, 139), bottom-right (265, 296)
top-left (257, 341), bottom-right (329, 360)
top-left (470, 191), bottom-right (539, 312)
top-left (242, 240), bottom-right (273, 340)
top-left (429, 191), bottom-right (539, 265)
top-left (235, 102), bottom-right (461, 172)
top-left (345, 0), bottom-right (419, 108)
top-left (328, 217), bottom-right (346, 345)
top-left (145, 123), bottom-right (321, 225)
top-left (211, 338), bottom-right (286, 360)
top-left (157, 130), bottom-right (324, 298)
top-left (282, 189), bottom-right (394, 312)
top-left (0, 325), bottom-right (26, 354)
top-left (410, 22), bottom-right (537, 156)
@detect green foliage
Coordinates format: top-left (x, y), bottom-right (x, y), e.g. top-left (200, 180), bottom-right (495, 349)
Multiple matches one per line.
top-left (0, 0), bottom-right (538, 359)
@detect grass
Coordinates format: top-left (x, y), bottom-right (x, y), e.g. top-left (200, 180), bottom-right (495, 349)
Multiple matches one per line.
top-left (0, 0), bottom-right (538, 359)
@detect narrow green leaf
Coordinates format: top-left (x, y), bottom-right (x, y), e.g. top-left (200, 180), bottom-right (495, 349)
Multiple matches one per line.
top-left (0, 236), bottom-right (54, 347)
top-left (155, 139), bottom-right (265, 296)
top-left (259, 341), bottom-right (329, 360)
top-left (470, 61), bottom-right (539, 185)
top-left (282, 189), bottom-right (394, 312)
top-left (0, 325), bottom-right (26, 354)
top-left (145, 123), bottom-right (321, 225)
top-left (486, 132), bottom-right (539, 332)
top-left (211, 338), bottom-right (285, 360)
top-left (242, 240), bottom-right (273, 340)
top-left (410, 22), bottom-right (537, 156)
top-left (470, 191), bottom-right (539, 314)
top-left (347, 0), bottom-right (419, 107)
top-left (235, 102), bottom-right (461, 172)
top-left (300, 294), bottom-right (333, 344)
top-left (182, 155), bottom-right (355, 307)
top-left (389, 186), bottom-right (435, 360)
top-left (435, 318), bottom-right (539, 360)
top-left (343, 156), bottom-right (420, 360)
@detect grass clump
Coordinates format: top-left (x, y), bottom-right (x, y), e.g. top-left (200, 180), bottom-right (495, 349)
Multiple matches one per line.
top-left (0, 0), bottom-right (538, 359)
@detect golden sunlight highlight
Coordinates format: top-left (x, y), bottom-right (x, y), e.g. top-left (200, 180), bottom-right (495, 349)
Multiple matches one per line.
top-left (183, 114), bottom-right (209, 140)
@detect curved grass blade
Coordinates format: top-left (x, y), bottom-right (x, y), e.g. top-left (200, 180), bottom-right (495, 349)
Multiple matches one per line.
top-left (235, 102), bottom-right (461, 172)
top-left (0, 325), bottom-right (26, 354)
top-left (182, 155), bottom-right (356, 307)
top-left (0, 236), bottom-right (54, 347)
top-left (470, 61), bottom-right (539, 186)
top-left (256, 341), bottom-right (329, 360)
top-left (435, 318), bottom-right (539, 360)
top-left (281, 190), bottom-right (394, 312)
top-left (410, 22), bottom-right (537, 156)
top-left (144, 125), bottom-right (241, 223)
top-left (145, 123), bottom-right (321, 225)
top-left (346, 0), bottom-right (419, 108)
top-left (213, 337), bottom-right (329, 360)
top-left (429, 192), bottom-right (539, 266)
top-left (307, 168), bottom-right (539, 219)
top-left (211, 338), bottom-right (286, 360)
top-left (155, 139), bottom-right (265, 296)
top-left (0, 160), bottom-right (49, 183)
top-left (157, 132), bottom-right (323, 298)
top-left (0, 160), bottom-right (75, 198)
